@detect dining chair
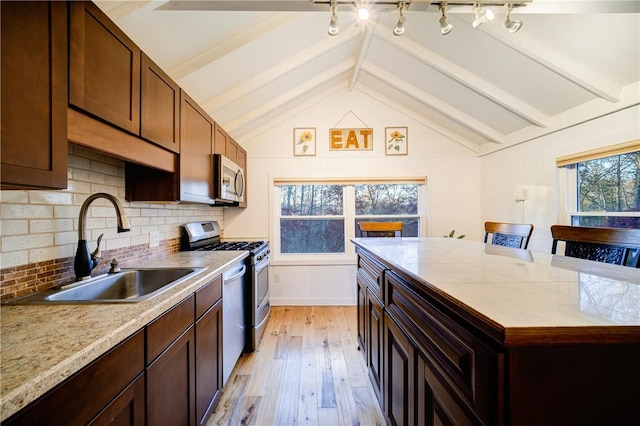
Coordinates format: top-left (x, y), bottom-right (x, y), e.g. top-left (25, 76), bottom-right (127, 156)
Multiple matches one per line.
top-left (551, 225), bottom-right (640, 267)
top-left (484, 222), bottom-right (534, 249)
top-left (358, 221), bottom-right (403, 238)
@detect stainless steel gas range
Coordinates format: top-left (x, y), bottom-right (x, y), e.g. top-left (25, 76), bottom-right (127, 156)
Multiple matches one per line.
top-left (181, 221), bottom-right (270, 354)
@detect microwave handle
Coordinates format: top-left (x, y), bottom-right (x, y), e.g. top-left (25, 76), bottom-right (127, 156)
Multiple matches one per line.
top-left (234, 169), bottom-right (245, 198)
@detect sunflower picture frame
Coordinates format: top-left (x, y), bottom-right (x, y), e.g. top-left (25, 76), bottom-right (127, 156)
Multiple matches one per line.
top-left (385, 127), bottom-right (408, 156)
top-left (294, 128), bottom-right (316, 156)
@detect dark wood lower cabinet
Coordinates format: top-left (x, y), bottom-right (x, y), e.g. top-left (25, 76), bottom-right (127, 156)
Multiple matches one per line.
top-left (367, 291), bottom-right (384, 405)
top-left (418, 355), bottom-right (477, 426)
top-left (89, 373), bottom-right (145, 426)
top-left (384, 314), bottom-right (416, 426)
top-left (147, 326), bottom-right (196, 426)
top-left (4, 330), bottom-right (145, 426)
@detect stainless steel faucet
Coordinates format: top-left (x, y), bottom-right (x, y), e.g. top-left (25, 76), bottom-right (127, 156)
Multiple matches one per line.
top-left (74, 193), bottom-right (131, 280)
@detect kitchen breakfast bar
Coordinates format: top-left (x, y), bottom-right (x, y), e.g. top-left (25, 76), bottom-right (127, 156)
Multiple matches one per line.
top-left (352, 237), bottom-right (640, 425)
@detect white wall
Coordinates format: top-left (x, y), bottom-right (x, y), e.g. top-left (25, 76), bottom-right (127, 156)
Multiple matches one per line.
top-left (480, 106), bottom-right (640, 253)
top-left (224, 89), bottom-right (482, 305)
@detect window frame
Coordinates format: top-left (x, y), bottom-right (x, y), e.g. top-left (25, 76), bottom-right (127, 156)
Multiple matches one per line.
top-left (271, 177), bottom-right (427, 265)
top-left (557, 140), bottom-right (640, 227)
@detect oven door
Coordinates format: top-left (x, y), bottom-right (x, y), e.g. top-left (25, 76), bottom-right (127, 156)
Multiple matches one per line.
top-left (248, 257), bottom-right (270, 351)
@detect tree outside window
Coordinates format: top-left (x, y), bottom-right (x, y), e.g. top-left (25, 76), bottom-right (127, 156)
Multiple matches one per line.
top-left (574, 151), bottom-right (640, 228)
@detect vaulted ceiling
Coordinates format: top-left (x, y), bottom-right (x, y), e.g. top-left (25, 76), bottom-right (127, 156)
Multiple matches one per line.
top-left (96, 0), bottom-right (640, 155)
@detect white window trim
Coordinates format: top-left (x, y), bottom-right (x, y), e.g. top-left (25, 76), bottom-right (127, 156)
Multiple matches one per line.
top-left (559, 148), bottom-right (640, 225)
top-left (270, 176), bottom-right (427, 265)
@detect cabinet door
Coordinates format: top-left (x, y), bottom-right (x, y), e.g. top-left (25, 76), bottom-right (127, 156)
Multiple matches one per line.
top-left (367, 292), bottom-right (384, 405)
top-left (384, 313), bottom-right (416, 426)
top-left (356, 276), bottom-right (367, 354)
top-left (69, 1), bottom-right (140, 134)
top-left (4, 330), bottom-right (144, 426)
top-left (195, 300), bottom-right (223, 425)
top-left (147, 326), bottom-right (196, 426)
top-left (213, 123), bottom-right (228, 156)
top-left (180, 90), bottom-right (215, 203)
top-left (141, 53), bottom-right (180, 153)
top-left (88, 373), bottom-right (145, 426)
top-left (1, 1), bottom-right (67, 189)
top-left (417, 355), bottom-right (476, 426)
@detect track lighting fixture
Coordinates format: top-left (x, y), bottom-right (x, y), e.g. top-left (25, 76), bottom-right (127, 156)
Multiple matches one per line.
top-left (472, 2), bottom-right (494, 29)
top-left (439, 2), bottom-right (452, 36)
top-left (323, 1), bottom-right (525, 38)
top-left (328, 0), bottom-right (338, 36)
top-left (503, 3), bottom-right (523, 33)
top-left (393, 2), bottom-right (406, 36)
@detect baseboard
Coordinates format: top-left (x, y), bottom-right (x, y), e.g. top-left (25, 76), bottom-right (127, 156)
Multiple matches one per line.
top-left (270, 296), bottom-right (355, 306)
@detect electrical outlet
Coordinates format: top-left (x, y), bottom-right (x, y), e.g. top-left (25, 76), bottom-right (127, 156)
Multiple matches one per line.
top-left (149, 231), bottom-right (160, 248)
top-left (275, 273), bottom-right (281, 283)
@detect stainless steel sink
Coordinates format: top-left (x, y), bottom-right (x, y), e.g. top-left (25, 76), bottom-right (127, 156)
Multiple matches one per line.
top-left (5, 267), bottom-right (204, 304)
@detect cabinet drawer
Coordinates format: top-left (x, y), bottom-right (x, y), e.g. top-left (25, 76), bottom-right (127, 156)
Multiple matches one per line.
top-left (5, 330), bottom-right (144, 426)
top-left (357, 250), bottom-right (386, 300)
top-left (385, 270), bottom-right (497, 423)
top-left (195, 275), bottom-right (222, 320)
top-left (146, 294), bottom-right (195, 364)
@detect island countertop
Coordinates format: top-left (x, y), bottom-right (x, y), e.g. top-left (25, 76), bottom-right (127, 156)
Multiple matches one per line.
top-left (0, 250), bottom-right (248, 422)
top-left (351, 237), bottom-right (640, 346)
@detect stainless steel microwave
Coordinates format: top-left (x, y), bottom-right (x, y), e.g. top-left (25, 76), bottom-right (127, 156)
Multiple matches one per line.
top-left (213, 154), bottom-right (245, 204)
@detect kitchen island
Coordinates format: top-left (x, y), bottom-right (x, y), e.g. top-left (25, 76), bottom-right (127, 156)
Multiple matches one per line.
top-left (0, 250), bottom-right (248, 423)
top-left (352, 237), bottom-right (639, 425)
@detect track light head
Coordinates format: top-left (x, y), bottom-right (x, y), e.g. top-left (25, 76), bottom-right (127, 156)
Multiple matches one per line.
top-left (472, 3), bottom-right (494, 29)
top-left (504, 4), bottom-right (523, 33)
top-left (328, 1), bottom-right (338, 36)
top-left (439, 2), bottom-right (452, 36)
top-left (358, 7), bottom-right (369, 21)
top-left (393, 2), bottom-right (406, 36)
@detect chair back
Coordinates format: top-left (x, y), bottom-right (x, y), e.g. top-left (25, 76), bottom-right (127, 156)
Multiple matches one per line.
top-left (358, 222), bottom-right (403, 238)
top-left (551, 225), bottom-right (640, 267)
top-left (484, 222), bottom-right (534, 249)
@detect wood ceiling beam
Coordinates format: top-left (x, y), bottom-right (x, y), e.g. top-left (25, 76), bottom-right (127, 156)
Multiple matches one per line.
top-left (374, 24), bottom-right (550, 128)
top-left (348, 21), bottom-right (376, 90)
top-left (225, 59), bottom-right (354, 133)
top-left (362, 62), bottom-right (506, 143)
top-left (94, 1), bottom-right (152, 20)
top-left (168, 12), bottom-right (298, 80)
top-left (201, 23), bottom-right (361, 114)
top-left (478, 23), bottom-right (622, 102)
top-left (358, 82), bottom-right (481, 153)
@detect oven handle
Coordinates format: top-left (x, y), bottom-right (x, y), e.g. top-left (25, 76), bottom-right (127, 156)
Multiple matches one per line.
top-left (224, 264), bottom-right (246, 283)
top-left (255, 303), bottom-right (271, 329)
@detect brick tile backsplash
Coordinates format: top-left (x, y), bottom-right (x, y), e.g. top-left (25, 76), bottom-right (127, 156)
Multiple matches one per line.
top-left (0, 144), bottom-right (223, 301)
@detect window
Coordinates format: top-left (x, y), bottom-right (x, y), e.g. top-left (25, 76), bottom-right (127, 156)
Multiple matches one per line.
top-left (558, 141), bottom-right (640, 229)
top-left (274, 178), bottom-right (425, 262)
top-left (354, 184), bottom-right (420, 237)
top-left (280, 184), bottom-right (345, 254)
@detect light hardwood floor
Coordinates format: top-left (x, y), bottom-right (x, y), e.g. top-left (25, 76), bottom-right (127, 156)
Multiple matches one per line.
top-left (206, 306), bottom-right (386, 426)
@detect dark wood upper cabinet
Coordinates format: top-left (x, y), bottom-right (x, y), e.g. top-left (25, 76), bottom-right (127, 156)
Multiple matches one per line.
top-left (180, 90), bottom-right (216, 204)
top-left (141, 53), bottom-right (180, 153)
top-left (1, 1), bottom-right (68, 189)
top-left (69, 1), bottom-right (140, 135)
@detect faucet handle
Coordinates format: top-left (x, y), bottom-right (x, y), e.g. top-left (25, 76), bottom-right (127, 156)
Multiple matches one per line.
top-left (92, 233), bottom-right (104, 261)
top-left (108, 258), bottom-right (121, 273)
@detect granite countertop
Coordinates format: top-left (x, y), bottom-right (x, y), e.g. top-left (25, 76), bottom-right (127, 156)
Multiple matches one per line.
top-left (0, 250), bottom-right (248, 422)
top-left (352, 237), bottom-right (640, 344)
